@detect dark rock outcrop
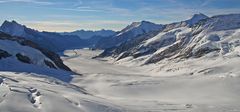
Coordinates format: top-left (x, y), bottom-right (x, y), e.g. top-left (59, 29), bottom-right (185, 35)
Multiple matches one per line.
top-left (44, 60), bottom-right (57, 69)
top-left (0, 49), bottom-right (11, 59)
top-left (16, 53), bottom-right (32, 64)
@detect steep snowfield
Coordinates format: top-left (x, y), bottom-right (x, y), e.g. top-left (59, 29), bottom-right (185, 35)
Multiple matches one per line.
top-left (63, 49), bottom-right (240, 112)
top-left (0, 40), bottom-right (54, 68)
top-left (0, 32), bottom-right (73, 81)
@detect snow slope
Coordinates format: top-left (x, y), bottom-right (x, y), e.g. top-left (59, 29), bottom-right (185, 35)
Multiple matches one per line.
top-left (0, 72), bottom-right (123, 112)
top-left (0, 32), bottom-right (72, 81)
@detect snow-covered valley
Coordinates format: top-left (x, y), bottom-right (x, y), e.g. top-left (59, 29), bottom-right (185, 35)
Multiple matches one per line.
top-left (63, 49), bottom-right (240, 112)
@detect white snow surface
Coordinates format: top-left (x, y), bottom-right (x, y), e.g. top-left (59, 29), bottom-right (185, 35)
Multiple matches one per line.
top-left (0, 48), bottom-right (240, 112)
top-left (62, 49), bottom-right (240, 112)
top-left (0, 72), bottom-right (123, 112)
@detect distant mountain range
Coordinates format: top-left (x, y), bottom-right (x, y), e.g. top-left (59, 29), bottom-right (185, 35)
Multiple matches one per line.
top-left (61, 29), bottom-right (116, 39)
top-left (0, 21), bottom-right (115, 52)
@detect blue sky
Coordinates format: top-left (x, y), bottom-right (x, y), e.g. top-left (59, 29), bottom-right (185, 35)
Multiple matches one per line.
top-left (0, 0), bottom-right (240, 32)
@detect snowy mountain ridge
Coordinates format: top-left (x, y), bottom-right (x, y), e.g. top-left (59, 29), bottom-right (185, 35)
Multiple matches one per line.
top-left (117, 21), bottom-right (163, 37)
top-left (97, 13), bottom-right (240, 66)
top-left (95, 21), bottom-right (164, 49)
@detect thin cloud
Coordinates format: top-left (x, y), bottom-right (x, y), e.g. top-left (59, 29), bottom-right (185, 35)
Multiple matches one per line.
top-left (200, 0), bottom-right (216, 7)
top-left (22, 20), bottom-right (130, 32)
top-left (30, 6), bottom-right (106, 13)
top-left (0, 0), bottom-right (53, 5)
top-left (61, 8), bottom-right (104, 12)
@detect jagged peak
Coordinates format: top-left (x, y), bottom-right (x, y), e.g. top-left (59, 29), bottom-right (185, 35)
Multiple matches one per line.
top-left (2, 20), bottom-right (22, 26)
top-left (0, 20), bottom-right (26, 36)
top-left (1, 20), bottom-right (26, 31)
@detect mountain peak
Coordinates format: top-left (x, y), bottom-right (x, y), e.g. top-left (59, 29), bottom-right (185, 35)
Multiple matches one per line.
top-left (2, 20), bottom-right (22, 26)
top-left (186, 13), bottom-right (209, 25)
top-left (191, 13), bottom-right (208, 19)
top-left (130, 21), bottom-right (156, 26)
top-left (141, 20), bottom-right (153, 24)
top-left (1, 20), bottom-right (25, 36)
top-left (117, 20), bottom-right (163, 37)
top-left (124, 20), bottom-right (161, 31)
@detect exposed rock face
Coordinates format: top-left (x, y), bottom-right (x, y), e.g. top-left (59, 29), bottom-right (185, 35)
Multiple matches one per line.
top-left (0, 49), bottom-right (11, 59)
top-left (193, 47), bottom-right (221, 58)
top-left (0, 32), bottom-right (71, 71)
top-left (145, 36), bottom-right (190, 64)
top-left (44, 60), bottom-right (57, 69)
top-left (16, 53), bottom-right (32, 64)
